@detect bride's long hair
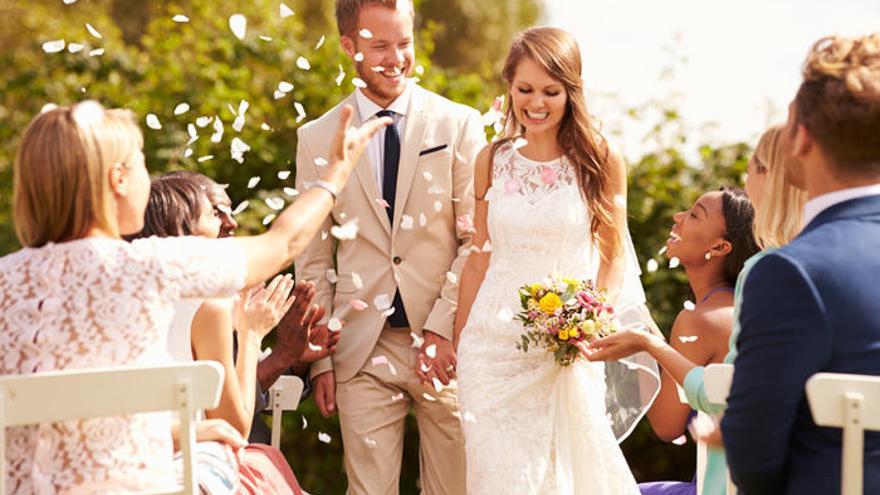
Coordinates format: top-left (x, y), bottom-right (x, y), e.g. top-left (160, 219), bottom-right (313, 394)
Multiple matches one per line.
top-left (494, 27), bottom-right (615, 244)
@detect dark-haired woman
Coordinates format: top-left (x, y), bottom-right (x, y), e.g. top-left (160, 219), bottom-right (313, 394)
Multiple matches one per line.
top-left (586, 188), bottom-right (760, 495)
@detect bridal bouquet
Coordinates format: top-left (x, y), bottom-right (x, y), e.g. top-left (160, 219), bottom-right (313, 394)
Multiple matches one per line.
top-left (514, 275), bottom-right (617, 366)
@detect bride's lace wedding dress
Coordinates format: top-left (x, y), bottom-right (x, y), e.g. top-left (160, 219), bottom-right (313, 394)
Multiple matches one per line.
top-left (457, 141), bottom-right (659, 494)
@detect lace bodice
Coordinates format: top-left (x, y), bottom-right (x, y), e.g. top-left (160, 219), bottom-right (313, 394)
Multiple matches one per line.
top-left (0, 236), bottom-right (246, 494)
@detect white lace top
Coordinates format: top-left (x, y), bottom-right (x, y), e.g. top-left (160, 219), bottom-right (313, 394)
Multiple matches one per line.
top-left (0, 236), bottom-right (247, 494)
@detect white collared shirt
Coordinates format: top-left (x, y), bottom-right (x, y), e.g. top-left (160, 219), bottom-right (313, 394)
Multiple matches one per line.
top-left (354, 81), bottom-right (413, 197)
top-left (802, 183), bottom-right (880, 227)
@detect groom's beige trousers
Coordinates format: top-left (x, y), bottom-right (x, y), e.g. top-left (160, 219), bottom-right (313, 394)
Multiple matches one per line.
top-left (336, 326), bottom-right (465, 495)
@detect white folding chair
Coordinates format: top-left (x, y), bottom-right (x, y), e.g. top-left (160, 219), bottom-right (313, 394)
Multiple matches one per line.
top-left (805, 372), bottom-right (880, 495)
top-left (266, 375), bottom-right (305, 449)
top-left (0, 362), bottom-right (224, 495)
top-left (703, 363), bottom-right (737, 495)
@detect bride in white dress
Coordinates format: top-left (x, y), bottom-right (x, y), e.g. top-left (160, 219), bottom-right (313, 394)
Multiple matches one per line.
top-left (454, 27), bottom-right (660, 494)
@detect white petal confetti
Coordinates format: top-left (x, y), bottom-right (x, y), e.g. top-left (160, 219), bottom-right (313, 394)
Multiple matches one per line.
top-left (42, 40), bottom-right (66, 54)
top-left (373, 294), bottom-right (392, 312)
top-left (683, 301), bottom-right (696, 311)
top-left (318, 432), bottom-right (331, 444)
top-left (614, 194), bottom-right (627, 208)
top-left (262, 214), bottom-right (277, 225)
top-left (372, 356), bottom-right (389, 366)
top-left (512, 137), bottom-right (529, 150)
top-left (211, 117), bottom-right (224, 143)
top-left (359, 28), bottom-right (373, 39)
top-left (432, 377), bottom-right (443, 393)
top-left (294, 101), bottom-right (306, 123)
top-left (328, 318), bottom-right (343, 331)
top-left (85, 23), bottom-right (103, 39)
top-left (658, 245), bottom-right (668, 255)
top-left (232, 201), bottom-right (250, 215)
top-left (88, 48), bottom-right (104, 57)
top-left (67, 43), bottom-right (84, 53)
top-left (415, 65), bottom-right (425, 75)
top-left (232, 114), bottom-right (245, 132)
top-left (335, 65), bottom-right (346, 86)
top-left (422, 171), bottom-right (433, 181)
top-left (647, 259), bottom-right (659, 273)
top-left (422, 393), bottom-right (437, 402)
top-left (301, 415), bottom-right (308, 429)
top-left (247, 176), bottom-right (260, 189)
top-left (351, 299), bottom-right (369, 311)
top-left (425, 344), bottom-right (437, 359)
top-left (392, 393), bottom-right (404, 402)
top-left (261, 122), bottom-right (272, 131)
top-left (419, 213), bottom-right (427, 227)
top-left (184, 148), bottom-right (193, 158)
top-left (296, 56), bottom-right (311, 70)
top-left (352, 78), bottom-right (367, 89)
top-left (331, 219), bottom-right (359, 240)
top-left (195, 115), bottom-right (212, 127)
top-left (278, 81), bottom-right (294, 93)
top-left (283, 187), bottom-right (299, 197)
top-left (672, 435), bottom-right (688, 446)
top-left (197, 155), bottom-right (214, 162)
top-left (172, 15), bottom-right (189, 23)
top-left (229, 14), bottom-right (247, 40)
top-left (315, 35), bottom-right (325, 49)
top-left (364, 437), bottom-right (378, 448)
top-left (145, 114), bottom-right (162, 130)
top-left (264, 197), bottom-right (285, 211)
top-left (354, 52), bottom-right (364, 62)
top-left (173, 103), bottom-right (190, 115)
top-left (400, 215), bottom-right (414, 230)
top-left (231, 137), bottom-right (250, 163)
top-left (463, 411), bottom-right (476, 423)
top-left (352, 272), bottom-right (363, 289)
top-left (314, 157), bottom-right (328, 167)
top-left (428, 185), bottom-right (446, 195)
top-left (277, 170), bottom-right (291, 180)
top-left (279, 3), bottom-right (295, 18)
top-left (446, 272), bottom-right (458, 284)
top-left (259, 35), bottom-right (273, 42)
top-left (496, 307), bottom-right (514, 322)
top-left (669, 257), bottom-right (681, 269)
top-left (308, 342), bottom-right (322, 352)
top-left (678, 335), bottom-right (699, 343)
top-left (62, 0), bottom-right (77, 4)
top-left (481, 240), bottom-right (493, 252)
top-left (273, 90), bottom-right (286, 100)
top-left (434, 201), bottom-right (442, 212)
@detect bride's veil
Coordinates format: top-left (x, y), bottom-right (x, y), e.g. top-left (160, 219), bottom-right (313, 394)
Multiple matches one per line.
top-left (602, 228), bottom-right (662, 442)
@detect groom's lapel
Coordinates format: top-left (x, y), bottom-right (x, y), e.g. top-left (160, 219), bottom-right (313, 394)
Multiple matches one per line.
top-left (392, 87), bottom-right (428, 236)
top-left (345, 93), bottom-right (392, 236)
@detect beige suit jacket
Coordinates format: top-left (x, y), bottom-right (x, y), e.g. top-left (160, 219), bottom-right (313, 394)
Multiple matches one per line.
top-left (295, 85), bottom-right (485, 382)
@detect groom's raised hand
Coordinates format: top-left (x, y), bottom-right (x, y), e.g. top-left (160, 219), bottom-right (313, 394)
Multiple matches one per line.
top-left (416, 330), bottom-right (457, 386)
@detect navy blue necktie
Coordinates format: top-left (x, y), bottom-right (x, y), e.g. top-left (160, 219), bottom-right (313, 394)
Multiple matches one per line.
top-left (376, 110), bottom-right (410, 328)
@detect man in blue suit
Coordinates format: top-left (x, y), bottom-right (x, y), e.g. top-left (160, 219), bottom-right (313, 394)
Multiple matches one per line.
top-left (722, 33), bottom-right (880, 494)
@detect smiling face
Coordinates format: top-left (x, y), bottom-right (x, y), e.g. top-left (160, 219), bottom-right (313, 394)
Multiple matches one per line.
top-left (666, 191), bottom-right (729, 266)
top-left (509, 56), bottom-right (568, 135)
top-left (341, 4), bottom-right (414, 107)
top-left (204, 184), bottom-right (237, 237)
top-left (192, 193), bottom-right (222, 239)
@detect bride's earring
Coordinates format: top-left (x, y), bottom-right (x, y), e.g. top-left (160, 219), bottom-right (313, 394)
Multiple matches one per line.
top-left (704, 252), bottom-right (712, 260)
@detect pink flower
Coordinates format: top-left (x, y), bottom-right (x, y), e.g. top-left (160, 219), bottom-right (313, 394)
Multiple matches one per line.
top-left (576, 292), bottom-right (598, 309)
top-left (504, 179), bottom-right (522, 193)
top-left (541, 166), bottom-right (558, 185)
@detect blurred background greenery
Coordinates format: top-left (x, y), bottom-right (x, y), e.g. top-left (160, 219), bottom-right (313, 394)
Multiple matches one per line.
top-left (1, 0), bottom-right (751, 492)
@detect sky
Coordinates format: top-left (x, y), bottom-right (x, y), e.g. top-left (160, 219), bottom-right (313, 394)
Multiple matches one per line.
top-left (545, 0), bottom-right (880, 158)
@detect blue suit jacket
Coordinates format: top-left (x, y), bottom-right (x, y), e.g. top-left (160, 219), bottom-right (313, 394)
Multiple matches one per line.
top-left (722, 194), bottom-right (880, 495)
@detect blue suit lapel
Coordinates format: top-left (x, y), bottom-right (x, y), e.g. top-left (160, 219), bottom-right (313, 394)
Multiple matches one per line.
top-left (800, 194), bottom-right (880, 235)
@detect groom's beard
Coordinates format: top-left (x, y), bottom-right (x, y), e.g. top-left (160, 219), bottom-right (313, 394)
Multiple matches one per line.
top-left (354, 61), bottom-right (412, 104)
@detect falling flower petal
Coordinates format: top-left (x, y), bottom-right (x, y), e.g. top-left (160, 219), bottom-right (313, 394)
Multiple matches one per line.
top-left (145, 114), bottom-right (162, 130)
top-left (264, 197), bottom-right (284, 211)
top-left (647, 259), bottom-right (659, 273)
top-left (512, 137), bottom-right (528, 150)
top-left (359, 28), bottom-right (373, 39)
top-left (392, 393), bottom-right (404, 402)
top-left (211, 117), bottom-right (224, 143)
top-left (278, 81), bottom-right (294, 93)
top-left (446, 272), bottom-right (458, 284)
top-left (463, 411), bottom-right (476, 423)
top-left (372, 356), bottom-right (389, 366)
top-left (497, 307), bottom-right (514, 322)
top-left (658, 245), bottom-right (668, 255)
top-left (308, 342), bottom-right (322, 352)
top-left (481, 240), bottom-right (493, 252)
top-left (422, 393), bottom-right (436, 402)
top-left (683, 301), bottom-right (696, 311)
top-left (354, 52), bottom-right (364, 62)
top-left (314, 157), bottom-right (328, 167)
top-left (373, 294), bottom-right (392, 311)
top-left (318, 432), bottom-right (331, 444)
top-left (172, 14), bottom-right (189, 23)
top-left (419, 213), bottom-right (427, 227)
top-left (88, 48), bottom-right (104, 57)
top-left (62, 0), bottom-right (77, 4)
top-left (262, 214), bottom-right (276, 225)
top-left (427, 185), bottom-right (446, 195)
top-left (229, 14), bottom-right (247, 40)
top-left (232, 201), bottom-right (250, 215)
top-left (411, 332), bottom-right (424, 349)
top-left (363, 437), bottom-right (377, 448)
top-left (231, 137), bottom-right (250, 163)
top-left (277, 170), bottom-right (291, 180)
top-left (85, 23), bottom-right (102, 39)
top-left (301, 415), bottom-right (308, 429)
top-left (614, 194), bottom-right (627, 208)
top-left (669, 257), bottom-right (681, 269)
top-left (315, 35), bottom-right (325, 49)
top-left (434, 201), bottom-right (442, 212)
top-left (280, 3), bottom-right (295, 18)
top-left (261, 122), bottom-right (272, 131)
top-left (679, 335), bottom-right (699, 343)
top-left (425, 344), bottom-right (437, 359)
top-left (400, 215), bottom-right (414, 230)
top-left (672, 435), bottom-right (688, 446)
top-left (283, 187), bottom-right (299, 197)
top-left (422, 171), bottom-right (433, 181)
top-left (173, 103), bottom-right (190, 116)
top-left (184, 148), bottom-right (193, 158)
top-left (328, 318), bottom-right (343, 331)
top-left (432, 378), bottom-right (443, 393)
top-left (352, 272), bottom-right (363, 289)
top-left (376, 198), bottom-right (391, 209)
top-left (259, 35), bottom-right (273, 42)
top-left (335, 65), bottom-right (346, 86)
top-left (331, 219), bottom-right (359, 240)
top-left (247, 176), bottom-right (261, 189)
top-left (195, 115), bottom-right (212, 127)
top-left (197, 155), bottom-right (214, 162)
top-left (42, 40), bottom-right (66, 53)
top-left (294, 101), bottom-right (306, 123)
top-left (296, 56), bottom-right (311, 70)
top-left (352, 78), bottom-right (367, 89)
top-left (351, 299), bottom-right (369, 311)
top-left (67, 43), bottom-right (84, 53)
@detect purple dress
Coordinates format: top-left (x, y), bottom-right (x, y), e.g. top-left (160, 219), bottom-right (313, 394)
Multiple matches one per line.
top-left (638, 410), bottom-right (697, 495)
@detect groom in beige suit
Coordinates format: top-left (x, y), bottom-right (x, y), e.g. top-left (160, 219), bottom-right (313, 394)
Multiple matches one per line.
top-left (294, 1), bottom-right (485, 493)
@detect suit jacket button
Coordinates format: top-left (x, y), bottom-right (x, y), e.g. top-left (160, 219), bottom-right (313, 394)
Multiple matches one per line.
top-left (393, 256), bottom-right (402, 265)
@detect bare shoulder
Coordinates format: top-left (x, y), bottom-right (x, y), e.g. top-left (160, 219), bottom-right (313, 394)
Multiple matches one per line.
top-left (193, 298), bottom-right (233, 330)
top-left (670, 302), bottom-right (734, 354)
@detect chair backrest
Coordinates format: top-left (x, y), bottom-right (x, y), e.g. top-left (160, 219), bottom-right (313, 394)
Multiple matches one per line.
top-left (806, 372), bottom-right (880, 495)
top-left (267, 375), bottom-right (305, 449)
top-left (0, 362), bottom-right (224, 495)
top-left (704, 363), bottom-right (734, 405)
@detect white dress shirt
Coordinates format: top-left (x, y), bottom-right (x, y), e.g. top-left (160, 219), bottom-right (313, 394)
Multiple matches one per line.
top-left (803, 183), bottom-right (880, 227)
top-left (354, 81), bottom-right (413, 197)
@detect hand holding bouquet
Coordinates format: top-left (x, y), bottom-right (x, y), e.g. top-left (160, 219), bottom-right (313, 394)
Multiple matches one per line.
top-left (515, 275), bottom-right (617, 366)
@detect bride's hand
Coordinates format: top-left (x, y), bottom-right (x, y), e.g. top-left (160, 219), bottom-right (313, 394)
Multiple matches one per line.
top-left (582, 327), bottom-right (658, 361)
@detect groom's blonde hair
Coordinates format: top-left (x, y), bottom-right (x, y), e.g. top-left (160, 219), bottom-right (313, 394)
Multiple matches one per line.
top-left (335, 0), bottom-right (414, 37)
top-left (751, 126), bottom-right (806, 249)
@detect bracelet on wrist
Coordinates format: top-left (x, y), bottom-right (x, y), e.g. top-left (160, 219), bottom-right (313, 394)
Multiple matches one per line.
top-left (309, 180), bottom-right (339, 202)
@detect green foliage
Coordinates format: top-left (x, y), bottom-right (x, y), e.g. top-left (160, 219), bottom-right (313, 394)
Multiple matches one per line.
top-left (0, 0), bottom-right (755, 492)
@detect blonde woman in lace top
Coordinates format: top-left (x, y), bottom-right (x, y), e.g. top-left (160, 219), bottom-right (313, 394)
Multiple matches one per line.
top-left (0, 101), bottom-right (388, 493)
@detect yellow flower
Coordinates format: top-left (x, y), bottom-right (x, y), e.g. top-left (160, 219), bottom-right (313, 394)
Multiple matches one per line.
top-left (539, 293), bottom-right (563, 314)
top-left (580, 320), bottom-right (597, 334)
top-left (558, 329), bottom-right (570, 341)
top-left (529, 283), bottom-right (543, 297)
top-left (567, 327), bottom-right (579, 339)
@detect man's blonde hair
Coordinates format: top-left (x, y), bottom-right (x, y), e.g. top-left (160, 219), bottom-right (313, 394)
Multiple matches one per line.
top-left (13, 101), bottom-right (143, 247)
top-left (751, 125), bottom-right (807, 249)
top-left (335, 0), bottom-right (413, 37)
